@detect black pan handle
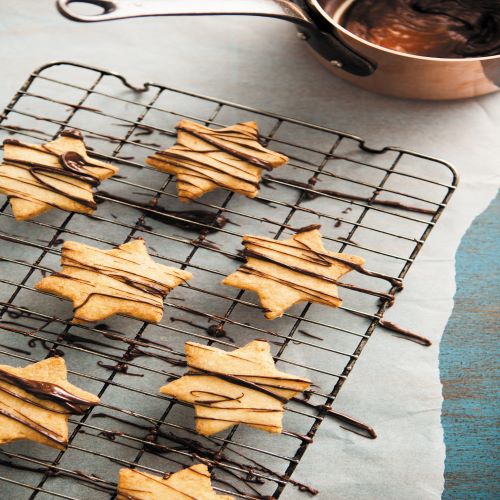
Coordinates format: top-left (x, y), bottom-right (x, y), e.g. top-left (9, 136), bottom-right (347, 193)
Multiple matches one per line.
top-left (56, 0), bottom-right (375, 76)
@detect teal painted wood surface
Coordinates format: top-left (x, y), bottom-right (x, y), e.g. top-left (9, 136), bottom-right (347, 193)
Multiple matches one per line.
top-left (441, 193), bottom-right (500, 499)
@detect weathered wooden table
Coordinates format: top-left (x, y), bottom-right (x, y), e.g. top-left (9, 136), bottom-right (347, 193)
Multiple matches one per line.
top-left (441, 193), bottom-right (499, 500)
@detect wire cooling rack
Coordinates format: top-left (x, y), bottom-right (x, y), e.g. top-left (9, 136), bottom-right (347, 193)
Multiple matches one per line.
top-left (0, 61), bottom-right (457, 499)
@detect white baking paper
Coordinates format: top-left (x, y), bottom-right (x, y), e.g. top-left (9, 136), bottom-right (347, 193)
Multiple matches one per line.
top-left (0, 2), bottom-right (499, 499)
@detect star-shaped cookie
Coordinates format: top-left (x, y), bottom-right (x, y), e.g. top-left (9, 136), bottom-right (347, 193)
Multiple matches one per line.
top-left (36, 238), bottom-right (192, 324)
top-left (146, 120), bottom-right (288, 201)
top-left (222, 228), bottom-right (365, 319)
top-left (160, 340), bottom-right (311, 436)
top-left (0, 357), bottom-right (99, 450)
top-left (117, 464), bottom-right (234, 500)
top-left (0, 129), bottom-right (118, 220)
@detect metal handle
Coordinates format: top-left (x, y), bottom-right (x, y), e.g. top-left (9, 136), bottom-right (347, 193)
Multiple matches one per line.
top-left (56, 0), bottom-right (375, 76)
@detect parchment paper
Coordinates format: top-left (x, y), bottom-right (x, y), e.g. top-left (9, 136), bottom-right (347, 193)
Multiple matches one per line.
top-left (0, 1), bottom-right (499, 498)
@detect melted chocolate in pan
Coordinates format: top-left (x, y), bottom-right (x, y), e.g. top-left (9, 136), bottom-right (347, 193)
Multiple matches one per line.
top-left (341, 0), bottom-right (500, 58)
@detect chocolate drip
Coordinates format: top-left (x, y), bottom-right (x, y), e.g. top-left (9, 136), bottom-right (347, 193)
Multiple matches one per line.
top-left (96, 191), bottom-right (229, 233)
top-left (297, 329), bottom-right (324, 341)
top-left (130, 123), bottom-right (155, 136)
top-left (0, 456), bottom-right (114, 493)
top-left (345, 307), bottom-right (432, 346)
top-left (68, 329), bottom-right (185, 370)
top-left (265, 175), bottom-right (436, 215)
top-left (328, 256), bottom-right (403, 290)
top-left (323, 406), bottom-right (377, 439)
top-left (282, 430), bottom-right (313, 443)
top-left (206, 323), bottom-right (233, 342)
top-left (133, 138), bottom-right (162, 148)
top-left (0, 343), bottom-right (31, 355)
top-left (189, 233), bottom-right (221, 251)
top-left (3, 138), bottom-right (22, 145)
top-left (98, 429), bottom-right (125, 440)
top-left (338, 236), bottom-right (359, 246)
top-left (291, 223), bottom-right (322, 234)
top-left (170, 317), bottom-right (234, 342)
top-left (124, 346), bottom-right (187, 368)
top-left (294, 397), bottom-right (377, 439)
top-left (378, 319), bottom-right (432, 346)
top-left (66, 327), bottom-right (186, 368)
top-left (1, 318), bottom-right (251, 395)
top-left (6, 309), bottom-right (34, 320)
top-left (60, 129), bottom-right (83, 140)
top-left (117, 493), bottom-right (144, 500)
top-left (96, 361), bottom-right (144, 377)
top-left (28, 338), bottom-right (65, 357)
top-left (3, 125), bottom-right (48, 136)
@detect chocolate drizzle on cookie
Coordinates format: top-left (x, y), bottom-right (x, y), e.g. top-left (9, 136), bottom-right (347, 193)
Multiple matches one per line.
top-left (175, 121), bottom-right (278, 171)
top-left (59, 151), bottom-right (101, 186)
top-left (0, 407), bottom-right (68, 447)
top-left (186, 369), bottom-right (293, 405)
top-left (0, 359), bottom-right (99, 448)
top-left (0, 368), bottom-right (97, 414)
top-left (146, 120), bottom-right (288, 201)
top-left (0, 131), bottom-right (117, 219)
top-left (241, 246), bottom-right (395, 303)
top-left (161, 340), bottom-right (311, 436)
top-left (224, 228), bottom-right (396, 319)
top-left (247, 233), bottom-right (402, 289)
top-left (36, 239), bottom-right (191, 323)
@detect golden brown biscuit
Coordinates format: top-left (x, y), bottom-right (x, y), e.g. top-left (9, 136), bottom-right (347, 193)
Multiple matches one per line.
top-left (117, 464), bottom-right (233, 500)
top-left (0, 357), bottom-right (99, 450)
top-left (222, 228), bottom-right (366, 319)
top-left (160, 340), bottom-right (310, 436)
top-left (35, 238), bottom-right (192, 324)
top-left (0, 130), bottom-right (118, 220)
top-left (146, 120), bottom-right (288, 201)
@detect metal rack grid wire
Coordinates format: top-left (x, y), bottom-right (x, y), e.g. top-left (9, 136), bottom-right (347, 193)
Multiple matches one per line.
top-left (0, 61), bottom-right (458, 499)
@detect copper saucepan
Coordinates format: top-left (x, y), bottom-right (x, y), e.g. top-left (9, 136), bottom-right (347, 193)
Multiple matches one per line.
top-left (56, 0), bottom-right (500, 100)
